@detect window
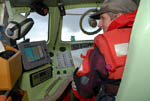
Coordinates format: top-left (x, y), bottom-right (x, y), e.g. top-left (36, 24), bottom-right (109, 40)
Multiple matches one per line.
top-left (61, 8), bottom-right (103, 41)
top-left (17, 13), bottom-right (49, 43)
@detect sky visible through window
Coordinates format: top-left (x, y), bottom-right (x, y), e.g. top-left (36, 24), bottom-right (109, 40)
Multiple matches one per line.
top-left (61, 7), bottom-right (103, 41)
top-left (18, 7), bottom-right (103, 43)
top-left (26, 13), bottom-right (48, 41)
top-left (17, 13), bottom-right (48, 43)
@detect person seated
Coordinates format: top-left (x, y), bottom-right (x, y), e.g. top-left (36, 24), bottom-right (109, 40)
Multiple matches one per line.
top-left (72, 0), bottom-right (138, 100)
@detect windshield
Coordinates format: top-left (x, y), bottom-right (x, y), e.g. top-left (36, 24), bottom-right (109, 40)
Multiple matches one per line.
top-left (61, 7), bottom-right (103, 41)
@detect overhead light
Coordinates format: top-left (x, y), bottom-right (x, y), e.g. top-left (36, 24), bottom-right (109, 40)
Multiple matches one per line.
top-left (31, 2), bottom-right (49, 16)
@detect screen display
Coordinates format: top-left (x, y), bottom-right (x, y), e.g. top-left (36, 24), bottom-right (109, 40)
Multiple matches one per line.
top-left (24, 46), bottom-right (44, 62)
top-left (18, 41), bottom-right (51, 71)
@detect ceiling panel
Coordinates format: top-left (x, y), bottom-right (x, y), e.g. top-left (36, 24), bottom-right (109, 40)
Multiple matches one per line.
top-left (9, 0), bottom-right (104, 7)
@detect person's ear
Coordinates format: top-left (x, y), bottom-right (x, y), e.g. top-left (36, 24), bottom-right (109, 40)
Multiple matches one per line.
top-left (117, 13), bottom-right (123, 17)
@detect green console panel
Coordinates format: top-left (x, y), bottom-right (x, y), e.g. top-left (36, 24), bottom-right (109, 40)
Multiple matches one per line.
top-left (19, 64), bottom-right (73, 101)
top-left (19, 64), bottom-right (52, 101)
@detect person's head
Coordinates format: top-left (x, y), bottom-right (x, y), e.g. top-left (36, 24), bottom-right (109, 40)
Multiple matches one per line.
top-left (90, 0), bottom-right (137, 32)
top-left (98, 12), bottom-right (122, 32)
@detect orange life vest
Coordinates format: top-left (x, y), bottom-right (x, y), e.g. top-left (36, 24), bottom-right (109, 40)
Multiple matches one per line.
top-left (94, 28), bottom-right (131, 79)
top-left (93, 10), bottom-right (137, 79)
top-left (77, 10), bottom-right (137, 79)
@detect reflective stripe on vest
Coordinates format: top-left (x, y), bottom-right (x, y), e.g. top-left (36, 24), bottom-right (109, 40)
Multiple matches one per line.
top-left (114, 43), bottom-right (128, 56)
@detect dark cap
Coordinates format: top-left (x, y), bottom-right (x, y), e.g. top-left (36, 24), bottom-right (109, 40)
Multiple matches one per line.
top-left (90, 0), bottom-right (138, 19)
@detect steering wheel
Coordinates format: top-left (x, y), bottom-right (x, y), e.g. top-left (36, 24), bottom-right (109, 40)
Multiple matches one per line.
top-left (80, 9), bottom-right (101, 35)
